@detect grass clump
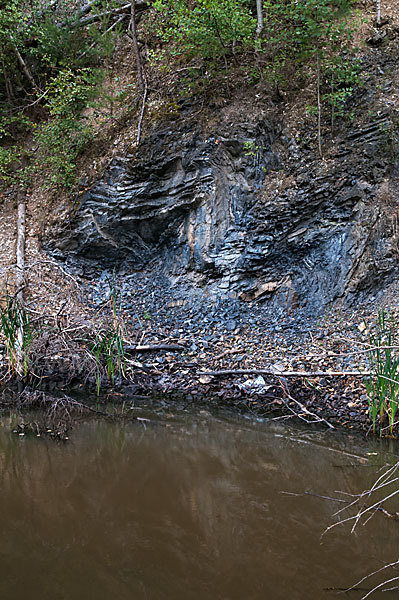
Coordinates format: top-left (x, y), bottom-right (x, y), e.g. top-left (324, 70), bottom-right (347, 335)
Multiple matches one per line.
top-left (91, 325), bottom-right (126, 397)
top-left (364, 310), bottom-right (399, 435)
top-left (0, 294), bottom-right (33, 377)
top-left (89, 284), bottom-right (126, 397)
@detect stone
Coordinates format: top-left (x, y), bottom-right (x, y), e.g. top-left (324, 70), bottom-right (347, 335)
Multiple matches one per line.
top-left (45, 109), bottom-right (395, 315)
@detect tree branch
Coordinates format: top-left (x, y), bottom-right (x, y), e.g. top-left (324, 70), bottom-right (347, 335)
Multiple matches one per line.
top-left (199, 369), bottom-right (369, 377)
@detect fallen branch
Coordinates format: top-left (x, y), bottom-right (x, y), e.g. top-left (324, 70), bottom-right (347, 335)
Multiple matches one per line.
top-left (282, 491), bottom-right (399, 518)
top-left (70, 3), bottom-right (131, 27)
top-left (278, 380), bottom-right (335, 429)
top-left (308, 344), bottom-right (399, 359)
top-left (322, 462), bottom-right (399, 537)
top-left (130, 0), bottom-right (144, 90)
top-left (281, 491), bottom-right (348, 504)
top-left (199, 369), bottom-right (369, 377)
top-left (214, 348), bottom-right (242, 360)
top-left (343, 561), bottom-right (399, 600)
top-left (286, 395), bottom-right (334, 428)
top-left (12, 43), bottom-right (41, 93)
top-left (125, 343), bottom-right (185, 352)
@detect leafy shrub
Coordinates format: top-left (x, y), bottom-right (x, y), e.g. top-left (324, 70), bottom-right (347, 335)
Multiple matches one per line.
top-left (322, 55), bottom-right (361, 118)
top-left (0, 113), bottom-right (32, 188)
top-left (152, 0), bottom-right (256, 59)
top-left (31, 68), bottom-right (100, 190)
top-left (0, 146), bottom-right (22, 189)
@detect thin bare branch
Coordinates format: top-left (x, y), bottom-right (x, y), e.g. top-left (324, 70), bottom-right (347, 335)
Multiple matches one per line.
top-left (342, 560), bottom-right (399, 595)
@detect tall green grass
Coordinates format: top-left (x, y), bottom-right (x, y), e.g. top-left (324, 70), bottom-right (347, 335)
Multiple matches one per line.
top-left (0, 295), bottom-right (32, 376)
top-left (90, 281), bottom-right (126, 396)
top-left (91, 326), bottom-right (126, 396)
top-left (365, 310), bottom-right (399, 435)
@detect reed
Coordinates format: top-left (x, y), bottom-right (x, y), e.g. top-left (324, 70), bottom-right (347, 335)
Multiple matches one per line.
top-left (90, 282), bottom-right (126, 396)
top-left (364, 310), bottom-right (399, 435)
top-left (0, 295), bottom-right (32, 376)
top-left (91, 325), bottom-right (126, 396)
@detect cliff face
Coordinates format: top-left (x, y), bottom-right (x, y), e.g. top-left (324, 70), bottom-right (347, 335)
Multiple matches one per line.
top-left (47, 49), bottom-right (399, 316)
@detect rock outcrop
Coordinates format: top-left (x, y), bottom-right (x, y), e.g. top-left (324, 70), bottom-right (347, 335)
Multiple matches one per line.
top-left (47, 100), bottom-right (399, 314)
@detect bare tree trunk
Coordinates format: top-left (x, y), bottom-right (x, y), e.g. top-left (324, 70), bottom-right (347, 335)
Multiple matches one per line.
top-left (130, 0), bottom-right (143, 91)
top-left (316, 50), bottom-right (323, 158)
top-left (256, 0), bottom-right (264, 38)
top-left (376, 0), bottom-right (381, 25)
top-left (16, 200), bottom-right (26, 380)
top-left (12, 43), bottom-right (40, 93)
top-left (136, 75), bottom-right (147, 146)
top-left (130, 0), bottom-right (147, 146)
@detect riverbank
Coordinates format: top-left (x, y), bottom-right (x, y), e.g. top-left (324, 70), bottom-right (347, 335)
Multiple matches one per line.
top-left (2, 261), bottom-right (398, 437)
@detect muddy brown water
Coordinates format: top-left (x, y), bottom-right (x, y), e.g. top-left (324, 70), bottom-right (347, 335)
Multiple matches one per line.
top-left (0, 408), bottom-right (397, 600)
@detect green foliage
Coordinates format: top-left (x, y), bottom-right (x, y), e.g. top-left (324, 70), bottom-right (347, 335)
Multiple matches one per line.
top-left (0, 114), bottom-right (31, 188)
top-left (151, 0), bottom-right (359, 110)
top-left (31, 11), bottom-right (96, 69)
top-left (91, 326), bottom-right (126, 396)
top-left (0, 1), bottom-right (117, 192)
top-left (0, 113), bottom-right (32, 139)
top-left (0, 146), bottom-right (22, 189)
top-left (379, 116), bottom-right (399, 163)
top-left (0, 295), bottom-right (32, 376)
top-left (90, 282), bottom-right (126, 396)
top-left (0, 65), bottom-right (101, 192)
top-left (30, 68), bottom-right (100, 190)
top-left (243, 140), bottom-right (264, 157)
top-left (152, 0), bottom-right (256, 59)
top-left (0, 0), bottom-right (363, 194)
top-left (322, 55), bottom-right (361, 118)
top-left (0, 1), bottom-right (95, 99)
top-left (365, 311), bottom-right (399, 435)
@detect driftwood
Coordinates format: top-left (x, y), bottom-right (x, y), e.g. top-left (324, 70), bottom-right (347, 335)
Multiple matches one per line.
top-left (199, 369), bottom-right (369, 377)
top-left (125, 343), bottom-right (185, 352)
top-left (275, 378), bottom-right (335, 429)
top-left (322, 461), bottom-right (399, 599)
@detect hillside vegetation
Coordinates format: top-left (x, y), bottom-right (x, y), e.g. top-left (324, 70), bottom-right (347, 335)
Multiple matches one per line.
top-left (0, 0), bottom-right (366, 194)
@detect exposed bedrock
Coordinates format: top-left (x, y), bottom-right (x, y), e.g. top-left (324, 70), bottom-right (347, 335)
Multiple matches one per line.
top-left (47, 114), bottom-right (399, 314)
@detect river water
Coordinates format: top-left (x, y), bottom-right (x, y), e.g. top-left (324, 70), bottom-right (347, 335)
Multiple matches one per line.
top-left (0, 406), bottom-right (397, 600)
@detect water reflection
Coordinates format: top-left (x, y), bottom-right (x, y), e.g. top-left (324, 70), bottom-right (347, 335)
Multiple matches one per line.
top-left (0, 413), bottom-right (396, 599)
